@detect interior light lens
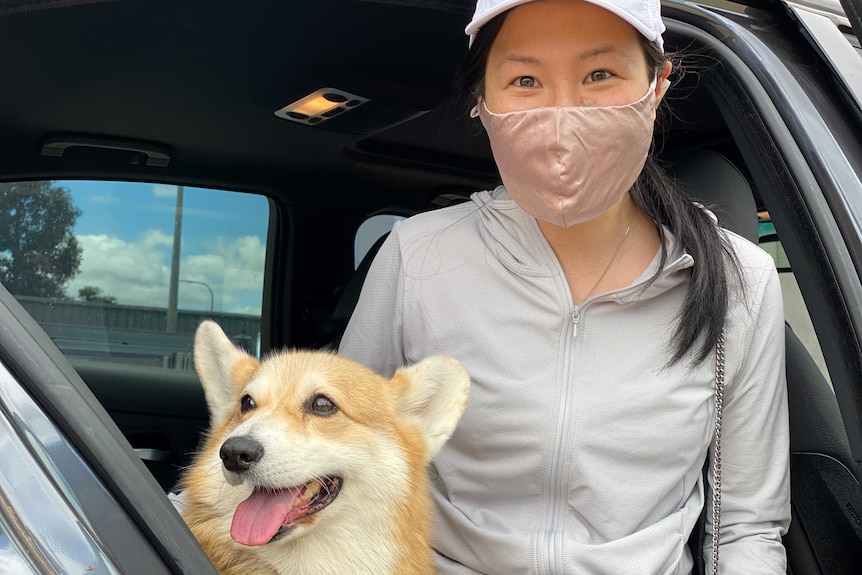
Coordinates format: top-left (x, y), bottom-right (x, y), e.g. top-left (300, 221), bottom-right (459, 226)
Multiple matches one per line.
top-left (293, 97), bottom-right (339, 117)
top-left (275, 88), bottom-right (369, 126)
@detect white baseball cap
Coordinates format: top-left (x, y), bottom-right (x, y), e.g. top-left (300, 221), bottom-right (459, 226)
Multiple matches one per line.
top-left (465, 0), bottom-right (665, 51)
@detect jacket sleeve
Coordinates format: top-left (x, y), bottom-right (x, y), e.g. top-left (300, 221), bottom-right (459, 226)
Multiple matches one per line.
top-left (338, 222), bottom-right (406, 378)
top-left (705, 261), bottom-right (791, 573)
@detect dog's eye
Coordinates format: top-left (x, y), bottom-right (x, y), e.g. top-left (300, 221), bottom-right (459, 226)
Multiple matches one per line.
top-left (308, 394), bottom-right (337, 416)
top-left (240, 394), bottom-right (256, 413)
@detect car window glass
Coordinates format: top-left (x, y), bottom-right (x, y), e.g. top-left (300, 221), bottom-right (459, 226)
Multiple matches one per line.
top-left (758, 216), bottom-right (832, 386)
top-left (354, 214), bottom-right (404, 268)
top-left (0, 529), bottom-right (39, 575)
top-left (0, 180), bottom-right (268, 368)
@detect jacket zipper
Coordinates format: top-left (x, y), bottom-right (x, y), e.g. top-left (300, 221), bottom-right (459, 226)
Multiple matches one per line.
top-left (544, 302), bottom-right (581, 575)
top-left (572, 307), bottom-right (580, 339)
top-left (542, 253), bottom-right (693, 574)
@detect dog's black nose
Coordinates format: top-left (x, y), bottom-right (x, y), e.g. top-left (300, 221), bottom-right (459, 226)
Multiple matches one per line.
top-left (220, 436), bottom-right (264, 473)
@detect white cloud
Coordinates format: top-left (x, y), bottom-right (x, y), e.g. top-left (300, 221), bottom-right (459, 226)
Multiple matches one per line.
top-left (140, 229), bottom-right (173, 250)
top-left (152, 184), bottom-right (178, 199)
top-left (66, 231), bottom-right (265, 315)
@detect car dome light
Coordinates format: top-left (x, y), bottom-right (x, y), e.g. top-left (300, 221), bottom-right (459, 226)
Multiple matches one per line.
top-left (274, 88), bottom-right (369, 126)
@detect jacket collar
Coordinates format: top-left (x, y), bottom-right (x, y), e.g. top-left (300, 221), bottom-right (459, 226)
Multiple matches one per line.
top-left (472, 186), bottom-right (696, 304)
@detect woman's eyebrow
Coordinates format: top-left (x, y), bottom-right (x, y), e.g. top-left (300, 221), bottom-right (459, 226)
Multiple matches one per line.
top-left (496, 53), bottom-right (542, 70)
top-left (497, 46), bottom-right (625, 70)
top-left (578, 45), bottom-right (622, 60)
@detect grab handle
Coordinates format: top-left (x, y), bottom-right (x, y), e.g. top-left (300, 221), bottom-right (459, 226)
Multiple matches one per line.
top-left (41, 135), bottom-right (171, 167)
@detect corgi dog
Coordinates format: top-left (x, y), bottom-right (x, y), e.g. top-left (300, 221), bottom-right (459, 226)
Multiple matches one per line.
top-left (179, 321), bottom-right (470, 575)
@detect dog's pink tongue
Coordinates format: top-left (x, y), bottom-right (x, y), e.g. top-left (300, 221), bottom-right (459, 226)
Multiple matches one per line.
top-left (231, 487), bottom-right (300, 546)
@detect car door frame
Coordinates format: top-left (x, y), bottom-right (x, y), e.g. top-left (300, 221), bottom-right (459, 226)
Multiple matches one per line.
top-left (667, 0), bottom-right (862, 482)
top-left (0, 281), bottom-right (218, 574)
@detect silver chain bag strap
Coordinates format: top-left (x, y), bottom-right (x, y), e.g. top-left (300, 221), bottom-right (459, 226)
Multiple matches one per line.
top-left (711, 329), bottom-right (726, 575)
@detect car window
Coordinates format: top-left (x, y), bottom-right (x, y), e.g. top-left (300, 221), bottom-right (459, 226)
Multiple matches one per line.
top-left (758, 215), bottom-right (832, 386)
top-left (354, 213), bottom-right (404, 268)
top-left (0, 527), bottom-right (39, 575)
top-left (0, 180), bottom-right (268, 368)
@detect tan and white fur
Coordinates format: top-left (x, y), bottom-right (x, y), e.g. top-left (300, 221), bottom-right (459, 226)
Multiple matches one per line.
top-left (179, 321), bottom-right (469, 575)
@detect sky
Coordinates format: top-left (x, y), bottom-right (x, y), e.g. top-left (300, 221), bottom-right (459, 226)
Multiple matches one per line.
top-left (59, 180), bottom-right (269, 316)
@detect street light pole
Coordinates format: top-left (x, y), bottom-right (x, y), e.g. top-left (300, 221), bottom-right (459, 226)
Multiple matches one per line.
top-left (166, 185), bottom-right (184, 332)
top-left (179, 279), bottom-right (214, 312)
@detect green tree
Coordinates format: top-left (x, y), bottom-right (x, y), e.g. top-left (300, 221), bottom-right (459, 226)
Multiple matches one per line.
top-left (0, 181), bottom-right (82, 298)
top-left (78, 285), bottom-right (117, 304)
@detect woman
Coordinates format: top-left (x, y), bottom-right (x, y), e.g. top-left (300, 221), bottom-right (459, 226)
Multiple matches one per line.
top-left (340, 0), bottom-right (790, 573)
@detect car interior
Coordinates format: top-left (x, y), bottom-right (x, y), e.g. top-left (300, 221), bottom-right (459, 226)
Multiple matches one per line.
top-left (1, 0), bottom-right (861, 572)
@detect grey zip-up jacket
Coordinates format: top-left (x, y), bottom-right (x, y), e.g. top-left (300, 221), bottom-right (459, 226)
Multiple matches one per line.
top-left (340, 187), bottom-right (790, 575)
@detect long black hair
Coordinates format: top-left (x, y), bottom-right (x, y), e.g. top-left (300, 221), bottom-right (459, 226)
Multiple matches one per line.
top-left (455, 14), bottom-right (740, 364)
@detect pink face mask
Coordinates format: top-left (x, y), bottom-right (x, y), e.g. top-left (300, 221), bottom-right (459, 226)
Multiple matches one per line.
top-left (477, 81), bottom-right (663, 227)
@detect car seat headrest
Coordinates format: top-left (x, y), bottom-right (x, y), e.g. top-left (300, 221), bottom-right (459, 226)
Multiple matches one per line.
top-left (663, 149), bottom-right (758, 243)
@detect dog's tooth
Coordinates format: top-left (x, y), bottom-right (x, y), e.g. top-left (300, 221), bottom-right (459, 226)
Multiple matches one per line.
top-left (289, 481), bottom-right (321, 506)
top-left (304, 481), bottom-right (320, 500)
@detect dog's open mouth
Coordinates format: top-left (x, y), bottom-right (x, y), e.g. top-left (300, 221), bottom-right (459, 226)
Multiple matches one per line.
top-left (230, 476), bottom-right (343, 546)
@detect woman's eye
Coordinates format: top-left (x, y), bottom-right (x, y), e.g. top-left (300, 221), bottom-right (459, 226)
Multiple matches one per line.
top-left (308, 394), bottom-right (338, 416)
top-left (587, 70), bottom-right (612, 83)
top-left (513, 76), bottom-right (538, 88)
top-left (240, 394), bottom-right (256, 413)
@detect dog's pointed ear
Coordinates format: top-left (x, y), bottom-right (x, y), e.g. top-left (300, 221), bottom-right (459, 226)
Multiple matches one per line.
top-left (194, 320), bottom-right (259, 427)
top-left (391, 357), bottom-right (470, 461)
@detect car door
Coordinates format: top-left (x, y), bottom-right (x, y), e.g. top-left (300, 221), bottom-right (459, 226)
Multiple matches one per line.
top-left (662, 0), bottom-right (862, 571)
top-left (0, 279), bottom-right (218, 574)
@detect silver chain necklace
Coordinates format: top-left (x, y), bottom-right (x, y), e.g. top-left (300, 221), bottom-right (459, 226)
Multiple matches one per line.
top-left (577, 208), bottom-right (636, 304)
